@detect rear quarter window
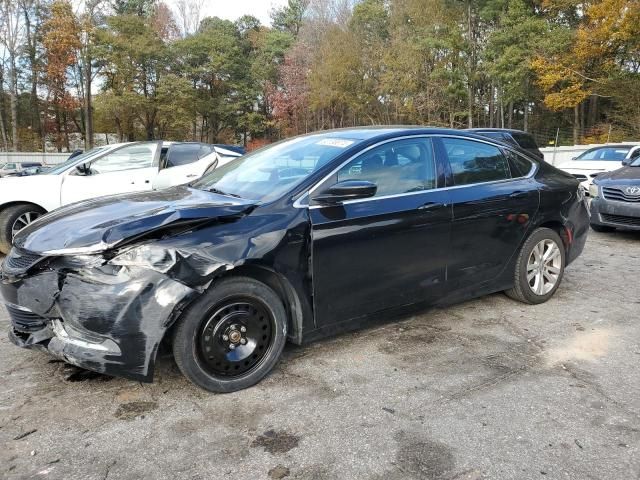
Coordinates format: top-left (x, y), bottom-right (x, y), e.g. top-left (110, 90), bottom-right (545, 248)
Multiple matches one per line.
top-left (506, 151), bottom-right (534, 177)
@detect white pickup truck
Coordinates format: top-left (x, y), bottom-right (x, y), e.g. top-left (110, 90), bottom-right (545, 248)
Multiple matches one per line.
top-left (0, 141), bottom-right (243, 253)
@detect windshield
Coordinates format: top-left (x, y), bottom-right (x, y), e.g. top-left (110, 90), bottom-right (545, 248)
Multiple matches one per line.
top-left (46, 146), bottom-right (110, 175)
top-left (192, 134), bottom-right (361, 202)
top-left (576, 147), bottom-right (631, 161)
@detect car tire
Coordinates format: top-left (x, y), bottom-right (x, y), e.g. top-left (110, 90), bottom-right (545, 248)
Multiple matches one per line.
top-left (505, 227), bottom-right (566, 305)
top-left (590, 224), bottom-right (615, 233)
top-left (0, 204), bottom-right (45, 254)
top-left (172, 276), bottom-right (287, 393)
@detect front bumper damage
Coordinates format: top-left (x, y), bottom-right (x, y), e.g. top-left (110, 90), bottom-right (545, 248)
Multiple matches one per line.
top-left (1, 259), bottom-right (197, 382)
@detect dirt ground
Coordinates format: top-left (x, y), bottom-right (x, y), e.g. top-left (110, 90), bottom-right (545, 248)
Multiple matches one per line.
top-left (1, 230), bottom-right (639, 480)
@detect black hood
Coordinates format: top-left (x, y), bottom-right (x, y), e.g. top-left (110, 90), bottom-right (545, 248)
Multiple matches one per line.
top-left (594, 166), bottom-right (640, 185)
top-left (14, 186), bottom-right (256, 254)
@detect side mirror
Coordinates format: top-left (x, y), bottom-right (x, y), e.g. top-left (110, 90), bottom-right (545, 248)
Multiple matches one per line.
top-left (75, 163), bottom-right (90, 176)
top-left (571, 156), bottom-right (577, 161)
top-left (312, 180), bottom-right (377, 205)
top-left (622, 159), bottom-right (631, 166)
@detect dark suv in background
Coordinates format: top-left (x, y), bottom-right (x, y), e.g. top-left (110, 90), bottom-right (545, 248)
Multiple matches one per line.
top-left (467, 128), bottom-right (544, 161)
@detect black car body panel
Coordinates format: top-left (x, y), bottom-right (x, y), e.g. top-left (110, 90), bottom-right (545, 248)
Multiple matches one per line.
top-left (0, 127), bottom-right (589, 382)
top-left (13, 186), bottom-right (257, 254)
top-left (590, 166), bottom-right (640, 230)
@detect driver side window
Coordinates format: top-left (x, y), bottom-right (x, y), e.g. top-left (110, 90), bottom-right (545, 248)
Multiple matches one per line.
top-left (336, 138), bottom-right (436, 197)
top-left (88, 144), bottom-right (156, 174)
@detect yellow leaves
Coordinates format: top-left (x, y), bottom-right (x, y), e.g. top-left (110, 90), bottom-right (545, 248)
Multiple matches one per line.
top-left (531, 56), bottom-right (590, 110)
top-left (574, 0), bottom-right (640, 64)
top-left (42, 0), bottom-right (82, 105)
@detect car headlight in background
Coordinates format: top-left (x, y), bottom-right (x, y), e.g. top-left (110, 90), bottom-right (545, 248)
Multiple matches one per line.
top-left (588, 183), bottom-right (599, 198)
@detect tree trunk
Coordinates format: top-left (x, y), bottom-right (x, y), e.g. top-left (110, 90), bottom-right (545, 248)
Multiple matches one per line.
top-left (523, 99), bottom-right (529, 132)
top-left (0, 65), bottom-right (8, 150)
top-left (84, 56), bottom-right (94, 149)
top-left (8, 58), bottom-right (18, 151)
top-left (488, 84), bottom-right (494, 128)
top-left (573, 105), bottom-right (579, 145)
top-left (507, 101), bottom-right (513, 129)
top-left (588, 95), bottom-right (598, 128)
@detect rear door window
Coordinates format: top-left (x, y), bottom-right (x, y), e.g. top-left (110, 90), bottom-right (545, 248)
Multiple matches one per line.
top-left (165, 144), bottom-right (212, 168)
top-left (442, 138), bottom-right (511, 185)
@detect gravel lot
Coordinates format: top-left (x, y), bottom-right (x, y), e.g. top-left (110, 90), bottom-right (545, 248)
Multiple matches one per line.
top-left (1, 230), bottom-right (639, 480)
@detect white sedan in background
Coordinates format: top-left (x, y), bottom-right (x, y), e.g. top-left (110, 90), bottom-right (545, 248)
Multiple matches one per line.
top-left (0, 141), bottom-right (243, 253)
top-left (557, 144), bottom-right (640, 194)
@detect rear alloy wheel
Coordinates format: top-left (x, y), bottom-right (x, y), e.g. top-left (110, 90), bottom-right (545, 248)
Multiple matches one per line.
top-left (172, 277), bottom-right (287, 393)
top-left (0, 204), bottom-right (45, 254)
top-left (505, 227), bottom-right (566, 305)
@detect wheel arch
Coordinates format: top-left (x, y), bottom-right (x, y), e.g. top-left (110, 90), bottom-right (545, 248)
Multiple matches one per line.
top-left (0, 200), bottom-right (48, 216)
top-left (536, 219), bottom-right (572, 253)
top-left (163, 264), bottom-right (305, 351)
top-left (223, 265), bottom-right (305, 345)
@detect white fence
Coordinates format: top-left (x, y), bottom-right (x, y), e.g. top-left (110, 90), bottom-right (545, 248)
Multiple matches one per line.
top-left (0, 152), bottom-right (70, 165)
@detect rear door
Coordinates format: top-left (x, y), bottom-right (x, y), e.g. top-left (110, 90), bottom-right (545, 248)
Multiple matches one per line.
top-left (435, 136), bottom-right (539, 290)
top-left (309, 136), bottom-right (452, 327)
top-left (60, 142), bottom-right (161, 205)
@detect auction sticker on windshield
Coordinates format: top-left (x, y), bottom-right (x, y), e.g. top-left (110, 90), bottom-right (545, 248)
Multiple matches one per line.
top-left (316, 139), bottom-right (355, 148)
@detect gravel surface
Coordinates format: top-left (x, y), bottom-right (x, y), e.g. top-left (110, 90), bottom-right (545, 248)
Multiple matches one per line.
top-left (1, 230), bottom-right (639, 480)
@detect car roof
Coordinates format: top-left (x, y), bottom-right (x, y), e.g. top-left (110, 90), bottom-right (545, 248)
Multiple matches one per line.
top-left (465, 128), bottom-right (532, 135)
top-left (291, 126), bottom-right (516, 142)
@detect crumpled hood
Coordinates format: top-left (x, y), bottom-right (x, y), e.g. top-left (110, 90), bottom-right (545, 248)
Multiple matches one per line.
top-left (14, 186), bottom-right (256, 255)
top-left (594, 166), bottom-right (640, 185)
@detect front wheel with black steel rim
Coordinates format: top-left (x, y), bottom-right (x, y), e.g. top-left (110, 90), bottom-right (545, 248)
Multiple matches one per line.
top-left (505, 227), bottom-right (566, 305)
top-left (0, 204), bottom-right (46, 254)
top-left (172, 277), bottom-right (287, 393)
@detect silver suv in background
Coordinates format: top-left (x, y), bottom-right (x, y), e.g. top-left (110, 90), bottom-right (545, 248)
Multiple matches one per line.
top-left (0, 162), bottom-right (43, 178)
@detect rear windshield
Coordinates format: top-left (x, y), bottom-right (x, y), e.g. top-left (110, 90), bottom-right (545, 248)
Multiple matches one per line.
top-left (511, 133), bottom-right (539, 150)
top-left (576, 147), bottom-right (630, 161)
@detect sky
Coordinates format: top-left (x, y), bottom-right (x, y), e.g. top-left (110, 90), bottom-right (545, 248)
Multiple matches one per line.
top-left (166, 0), bottom-right (290, 27)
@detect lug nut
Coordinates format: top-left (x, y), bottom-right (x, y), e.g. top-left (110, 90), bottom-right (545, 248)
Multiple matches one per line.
top-left (229, 344), bottom-right (236, 350)
top-left (240, 326), bottom-right (246, 333)
top-left (222, 335), bottom-right (229, 341)
top-left (240, 338), bottom-right (247, 345)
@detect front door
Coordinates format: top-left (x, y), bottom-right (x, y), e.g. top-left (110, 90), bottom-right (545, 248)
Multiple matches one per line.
top-left (436, 136), bottom-right (539, 289)
top-left (309, 137), bottom-right (452, 327)
top-left (61, 142), bottom-right (161, 205)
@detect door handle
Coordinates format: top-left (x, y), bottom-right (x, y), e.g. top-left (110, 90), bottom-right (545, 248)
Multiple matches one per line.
top-left (509, 191), bottom-right (528, 199)
top-left (418, 202), bottom-right (445, 211)
top-left (186, 174), bottom-right (198, 178)
top-left (145, 180), bottom-right (150, 184)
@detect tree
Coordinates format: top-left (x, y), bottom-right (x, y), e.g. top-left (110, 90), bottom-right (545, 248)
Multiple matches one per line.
top-left (0, 0), bottom-right (24, 150)
top-left (42, 0), bottom-right (81, 151)
top-left (271, 0), bottom-right (309, 36)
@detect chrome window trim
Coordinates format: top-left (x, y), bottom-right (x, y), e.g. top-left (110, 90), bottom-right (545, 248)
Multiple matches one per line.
top-left (293, 133), bottom-right (538, 209)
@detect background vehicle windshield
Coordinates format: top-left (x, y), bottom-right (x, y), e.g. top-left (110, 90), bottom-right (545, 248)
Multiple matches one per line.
top-left (46, 146), bottom-right (110, 175)
top-left (576, 147), bottom-right (631, 161)
top-left (193, 135), bottom-right (360, 202)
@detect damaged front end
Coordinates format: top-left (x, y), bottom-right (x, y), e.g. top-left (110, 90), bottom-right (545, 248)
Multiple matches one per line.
top-left (1, 247), bottom-right (201, 381)
top-left (0, 186), bottom-right (262, 381)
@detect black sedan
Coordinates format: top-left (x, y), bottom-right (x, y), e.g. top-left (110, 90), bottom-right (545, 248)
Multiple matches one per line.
top-left (0, 128), bottom-right (589, 392)
top-left (589, 156), bottom-right (640, 231)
